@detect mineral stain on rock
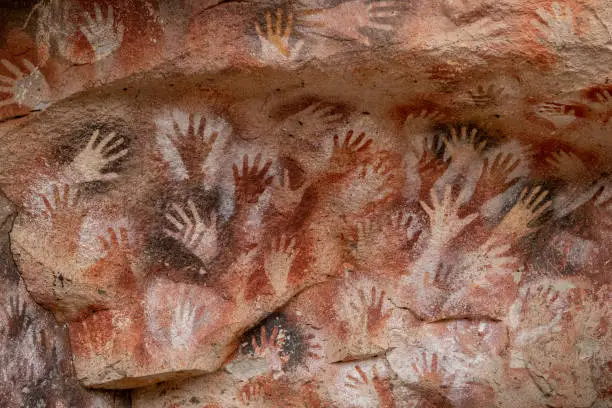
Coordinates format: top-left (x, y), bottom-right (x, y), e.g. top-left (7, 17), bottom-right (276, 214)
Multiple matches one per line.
top-left (0, 0), bottom-right (611, 407)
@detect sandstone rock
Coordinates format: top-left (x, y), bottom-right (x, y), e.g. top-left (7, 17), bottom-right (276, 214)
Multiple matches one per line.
top-left (0, 0), bottom-right (611, 406)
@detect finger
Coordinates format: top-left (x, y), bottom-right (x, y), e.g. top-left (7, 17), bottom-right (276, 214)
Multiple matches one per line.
top-left (0, 98), bottom-right (16, 107)
top-left (287, 237), bottom-right (296, 254)
top-left (232, 164), bottom-right (240, 182)
top-left (102, 137), bottom-right (124, 154)
top-left (209, 211), bottom-right (217, 227)
top-left (86, 129), bottom-right (100, 151)
top-left (431, 353), bottom-right (438, 373)
top-left (344, 130), bottom-right (354, 147)
top-left (62, 184), bottom-right (70, 206)
top-left (526, 186), bottom-right (542, 205)
top-left (97, 236), bottom-right (110, 251)
top-left (108, 227), bottom-right (118, 247)
top-left (283, 168), bottom-right (290, 188)
top-left (164, 212), bottom-right (184, 230)
top-left (356, 365), bottom-right (368, 383)
top-left (449, 127), bottom-right (458, 144)
top-left (284, 12), bottom-right (293, 39)
top-left (0, 74), bottom-right (15, 85)
top-left (356, 138), bottom-right (373, 152)
top-left (106, 149), bottom-right (128, 163)
top-left (476, 140), bottom-right (487, 152)
top-left (552, 2), bottom-right (563, 19)
top-left (94, 3), bottom-right (103, 23)
top-left (421, 351), bottom-right (428, 372)
top-left (257, 160), bottom-right (272, 179)
top-left (368, 21), bottom-right (394, 31)
top-left (188, 199), bottom-right (202, 225)
top-left (458, 126), bottom-right (468, 142)
top-left (52, 184), bottom-right (61, 207)
top-left (208, 131), bottom-right (218, 147)
top-left (507, 158), bottom-right (520, 174)
top-left (377, 290), bottom-right (385, 310)
top-left (518, 187), bottom-right (529, 202)
top-left (195, 114), bottom-right (206, 139)
top-left (346, 375), bottom-right (360, 384)
top-left (119, 227), bottom-right (128, 245)
top-left (463, 212), bottom-right (478, 227)
top-left (491, 153), bottom-right (501, 170)
top-left (183, 216), bottom-right (196, 246)
top-left (275, 8), bottom-right (283, 36)
top-left (242, 154), bottom-right (249, 176)
top-left (302, 101), bottom-right (322, 115)
top-left (419, 200), bottom-right (433, 217)
top-left (1, 59), bottom-right (23, 79)
top-left (271, 325), bottom-right (279, 345)
top-left (190, 228), bottom-right (206, 249)
top-left (533, 198), bottom-right (552, 217)
top-left (172, 203), bottom-right (191, 226)
top-left (186, 114), bottom-right (195, 138)
top-left (314, 105), bottom-right (336, 118)
top-left (260, 325), bottom-right (267, 346)
top-left (41, 194), bottom-right (54, 214)
top-left (469, 128), bottom-right (478, 143)
top-left (443, 184), bottom-right (452, 206)
top-left (535, 8), bottom-right (554, 26)
top-left (83, 8), bottom-right (95, 27)
top-left (21, 59), bottom-right (37, 73)
top-left (255, 22), bottom-right (264, 38)
top-left (97, 131), bottom-right (117, 152)
top-left (265, 10), bottom-right (272, 38)
top-left (99, 172), bottom-right (119, 181)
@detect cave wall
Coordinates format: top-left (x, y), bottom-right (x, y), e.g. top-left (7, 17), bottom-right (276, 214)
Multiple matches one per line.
top-left (0, 0), bottom-right (611, 407)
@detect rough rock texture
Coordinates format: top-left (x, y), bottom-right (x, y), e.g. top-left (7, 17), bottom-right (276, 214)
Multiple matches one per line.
top-left (0, 0), bottom-right (611, 407)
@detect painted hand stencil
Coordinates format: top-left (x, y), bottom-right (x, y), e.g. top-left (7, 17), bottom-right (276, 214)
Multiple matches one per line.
top-left (420, 184), bottom-right (478, 247)
top-left (251, 325), bottom-right (290, 376)
top-left (532, 2), bottom-right (578, 48)
top-left (536, 102), bottom-right (577, 128)
top-left (349, 287), bottom-right (391, 335)
top-left (0, 59), bottom-right (50, 110)
top-left (469, 152), bottom-right (520, 208)
top-left (492, 185), bottom-right (551, 240)
top-left (329, 130), bottom-right (373, 174)
top-left (264, 235), bottom-right (297, 296)
top-left (268, 168), bottom-right (307, 215)
top-left (80, 3), bottom-right (125, 61)
top-left (170, 288), bottom-right (209, 349)
top-left (164, 200), bottom-right (219, 265)
top-left (278, 102), bottom-right (343, 139)
top-left (256, 9), bottom-right (304, 65)
top-left (66, 129), bottom-right (128, 183)
top-left (233, 154), bottom-right (274, 206)
top-left (546, 150), bottom-right (595, 183)
top-left (167, 112), bottom-right (218, 184)
top-left (466, 84), bottom-right (505, 107)
top-left (443, 126), bottom-right (487, 167)
top-left (299, 0), bottom-right (400, 46)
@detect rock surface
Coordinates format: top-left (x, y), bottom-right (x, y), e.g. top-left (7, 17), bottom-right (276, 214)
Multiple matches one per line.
top-left (0, 0), bottom-right (611, 407)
